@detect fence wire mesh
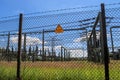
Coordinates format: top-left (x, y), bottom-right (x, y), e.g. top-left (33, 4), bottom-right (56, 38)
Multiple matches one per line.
top-left (0, 15), bottom-right (19, 80)
top-left (108, 27), bottom-right (120, 80)
top-left (106, 5), bottom-right (120, 80)
top-left (0, 3), bottom-right (120, 80)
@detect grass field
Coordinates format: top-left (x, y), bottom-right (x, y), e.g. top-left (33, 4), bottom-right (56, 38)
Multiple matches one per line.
top-left (0, 60), bottom-right (120, 80)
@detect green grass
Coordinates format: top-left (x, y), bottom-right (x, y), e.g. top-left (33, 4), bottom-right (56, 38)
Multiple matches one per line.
top-left (0, 67), bottom-right (104, 80)
top-left (0, 61), bottom-right (120, 80)
top-left (0, 66), bottom-right (16, 80)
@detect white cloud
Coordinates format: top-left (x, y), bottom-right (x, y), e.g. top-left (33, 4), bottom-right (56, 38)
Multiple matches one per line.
top-left (37, 45), bottom-right (62, 51)
top-left (11, 35), bottom-right (46, 46)
top-left (55, 45), bottom-right (61, 49)
top-left (73, 36), bottom-right (86, 42)
top-left (74, 31), bottom-right (110, 42)
top-left (38, 46), bottom-right (49, 50)
top-left (70, 49), bottom-right (87, 58)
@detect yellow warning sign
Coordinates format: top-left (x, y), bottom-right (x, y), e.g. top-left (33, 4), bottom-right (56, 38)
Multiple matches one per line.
top-left (55, 24), bottom-right (64, 33)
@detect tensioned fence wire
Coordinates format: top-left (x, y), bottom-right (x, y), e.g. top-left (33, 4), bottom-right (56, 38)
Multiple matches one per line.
top-left (0, 3), bottom-right (120, 80)
top-left (18, 4), bottom-right (106, 80)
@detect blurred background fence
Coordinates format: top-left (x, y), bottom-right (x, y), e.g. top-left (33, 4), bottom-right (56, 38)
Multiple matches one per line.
top-left (0, 3), bottom-right (120, 80)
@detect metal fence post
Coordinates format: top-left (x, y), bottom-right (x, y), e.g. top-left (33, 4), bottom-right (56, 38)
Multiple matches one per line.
top-left (51, 37), bottom-right (54, 61)
top-left (64, 48), bottom-right (65, 61)
top-left (17, 13), bottom-right (23, 80)
top-left (85, 29), bottom-right (89, 58)
top-left (61, 46), bottom-right (63, 61)
top-left (110, 27), bottom-right (114, 52)
top-left (42, 29), bottom-right (45, 61)
top-left (7, 32), bottom-right (10, 62)
top-left (101, 3), bottom-right (109, 80)
top-left (24, 33), bottom-right (26, 53)
top-left (22, 33), bottom-right (26, 61)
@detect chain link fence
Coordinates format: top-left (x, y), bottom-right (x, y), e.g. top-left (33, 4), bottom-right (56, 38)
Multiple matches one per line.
top-left (106, 4), bottom-right (120, 80)
top-left (0, 3), bottom-right (120, 80)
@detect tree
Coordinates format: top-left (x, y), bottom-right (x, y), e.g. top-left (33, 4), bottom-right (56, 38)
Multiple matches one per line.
top-left (32, 47), bottom-right (35, 62)
top-left (0, 47), bottom-right (2, 61)
top-left (28, 46), bottom-right (32, 61)
top-left (35, 45), bottom-right (39, 60)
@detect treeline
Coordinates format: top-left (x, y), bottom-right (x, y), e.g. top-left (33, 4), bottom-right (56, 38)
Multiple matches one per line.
top-left (0, 46), bottom-right (71, 62)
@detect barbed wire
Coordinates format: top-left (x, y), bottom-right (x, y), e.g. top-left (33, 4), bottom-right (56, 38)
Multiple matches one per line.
top-left (0, 2), bottom-right (120, 20)
top-left (0, 3), bottom-right (119, 34)
top-left (105, 2), bottom-right (120, 6)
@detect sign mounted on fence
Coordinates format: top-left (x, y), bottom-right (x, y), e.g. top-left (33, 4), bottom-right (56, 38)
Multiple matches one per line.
top-left (55, 24), bottom-right (64, 33)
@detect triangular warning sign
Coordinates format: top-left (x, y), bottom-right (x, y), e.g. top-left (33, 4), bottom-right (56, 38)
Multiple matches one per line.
top-left (55, 24), bottom-right (64, 33)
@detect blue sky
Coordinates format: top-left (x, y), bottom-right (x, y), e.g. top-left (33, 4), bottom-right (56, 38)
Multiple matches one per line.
top-left (0, 0), bottom-right (120, 57)
top-left (0, 0), bottom-right (119, 17)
